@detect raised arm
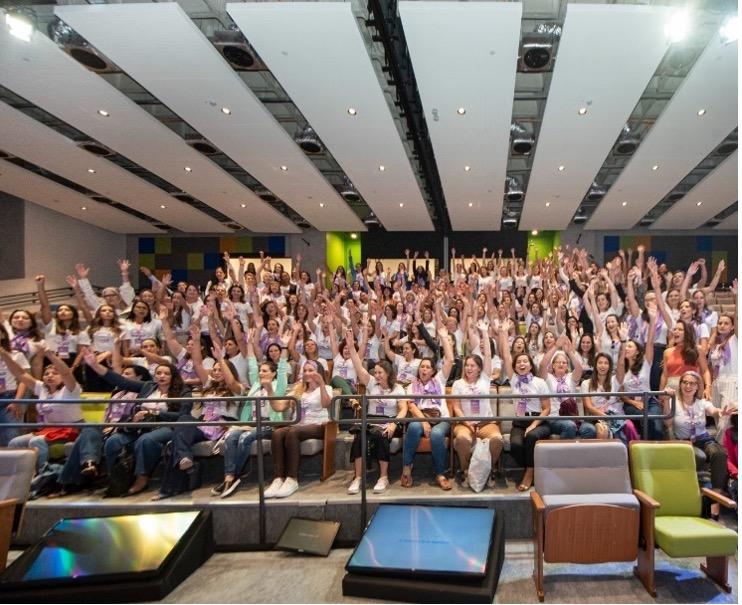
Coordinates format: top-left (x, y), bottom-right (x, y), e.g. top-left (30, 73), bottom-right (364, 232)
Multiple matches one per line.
top-left (703, 259), bottom-right (725, 293)
top-left (35, 275), bottom-right (53, 326)
top-left (680, 260), bottom-right (699, 301)
top-left (497, 324), bottom-right (513, 378)
top-left (561, 335), bottom-right (583, 383)
top-left (44, 348), bottom-right (79, 392)
top-left (345, 328), bottom-right (371, 385)
top-left (437, 324), bottom-right (454, 381)
top-left (158, 307), bottom-right (184, 359)
top-left (188, 324), bottom-right (210, 385)
top-left (0, 348), bottom-right (37, 390)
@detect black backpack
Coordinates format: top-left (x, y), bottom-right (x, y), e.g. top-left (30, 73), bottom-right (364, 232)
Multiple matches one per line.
top-left (158, 442), bottom-right (201, 498)
top-left (104, 446), bottom-right (135, 497)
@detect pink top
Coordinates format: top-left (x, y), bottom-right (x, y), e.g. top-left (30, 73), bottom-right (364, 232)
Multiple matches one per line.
top-left (723, 427), bottom-right (737, 479)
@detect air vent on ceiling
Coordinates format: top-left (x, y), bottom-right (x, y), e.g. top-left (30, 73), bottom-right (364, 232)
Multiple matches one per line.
top-left (639, 217), bottom-right (654, 226)
top-left (573, 208), bottom-right (587, 224)
top-left (340, 177), bottom-right (361, 203)
top-left (48, 19), bottom-right (116, 73)
top-left (614, 124), bottom-right (639, 155)
top-left (510, 122), bottom-right (534, 155)
top-left (255, 189), bottom-right (278, 203)
top-left (666, 191), bottom-right (684, 202)
top-left (212, 29), bottom-right (265, 71)
top-left (586, 181), bottom-right (606, 201)
top-left (295, 125), bottom-right (323, 154)
top-left (518, 25), bottom-right (561, 73)
top-left (505, 176), bottom-right (524, 203)
top-left (226, 223), bottom-right (243, 230)
top-left (186, 138), bottom-right (219, 155)
top-left (173, 192), bottom-right (195, 203)
top-left (363, 212), bottom-right (380, 226)
top-left (716, 136), bottom-right (737, 155)
top-left (77, 141), bottom-right (114, 157)
top-left (296, 219), bottom-right (311, 229)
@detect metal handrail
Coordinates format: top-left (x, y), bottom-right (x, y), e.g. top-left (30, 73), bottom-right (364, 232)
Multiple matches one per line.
top-left (331, 390), bottom-right (676, 535)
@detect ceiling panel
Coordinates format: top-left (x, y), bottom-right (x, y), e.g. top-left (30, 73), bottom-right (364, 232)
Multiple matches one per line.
top-left (714, 212), bottom-right (738, 230)
top-left (57, 2), bottom-right (363, 232)
top-left (0, 159), bottom-right (162, 234)
top-left (651, 151), bottom-right (737, 229)
top-left (399, 1), bottom-right (521, 231)
top-left (0, 101), bottom-right (227, 232)
top-left (0, 8), bottom-right (298, 234)
top-left (586, 31), bottom-right (737, 229)
top-left (228, 2), bottom-right (433, 231)
top-left (520, 4), bottom-right (671, 230)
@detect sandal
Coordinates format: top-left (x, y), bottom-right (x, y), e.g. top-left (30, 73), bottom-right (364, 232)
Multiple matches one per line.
top-left (400, 471), bottom-right (413, 488)
top-left (436, 475), bottom-right (452, 491)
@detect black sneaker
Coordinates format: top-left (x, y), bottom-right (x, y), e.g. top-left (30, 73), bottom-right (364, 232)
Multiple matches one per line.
top-left (220, 478), bottom-right (241, 499)
top-left (210, 481), bottom-right (227, 497)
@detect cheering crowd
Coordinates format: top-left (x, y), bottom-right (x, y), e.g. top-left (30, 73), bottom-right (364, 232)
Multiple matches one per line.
top-left (0, 244), bottom-right (737, 505)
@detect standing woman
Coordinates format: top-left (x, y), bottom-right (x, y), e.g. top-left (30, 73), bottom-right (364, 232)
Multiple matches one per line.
top-left (264, 361), bottom-right (333, 499)
top-left (84, 303), bottom-right (123, 391)
top-left (4, 309), bottom-right (46, 376)
top-left (451, 327), bottom-right (503, 487)
top-left (400, 325), bottom-right (454, 491)
top-left (91, 360), bottom-right (191, 495)
top-left (344, 328), bottom-right (406, 495)
top-left (659, 320), bottom-right (712, 398)
top-left (121, 299), bottom-right (162, 356)
top-left (497, 325), bottom-right (551, 491)
top-left (0, 324), bottom-right (29, 445)
top-left (581, 353), bottom-right (630, 441)
top-left (3, 346), bottom-right (84, 472)
top-left (708, 308), bottom-right (737, 408)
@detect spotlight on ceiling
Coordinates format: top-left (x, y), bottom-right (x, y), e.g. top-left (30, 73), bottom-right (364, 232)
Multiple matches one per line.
top-left (586, 181), bottom-right (606, 202)
top-left (76, 141), bottom-right (114, 157)
top-left (186, 137), bottom-right (219, 155)
top-left (6, 8), bottom-right (36, 42)
top-left (510, 122), bottom-right (535, 155)
top-left (518, 24), bottom-right (561, 73)
top-left (363, 212), bottom-right (380, 227)
top-left (212, 28), bottom-right (264, 71)
top-left (505, 176), bottom-right (524, 203)
top-left (255, 188), bottom-right (278, 203)
top-left (48, 18), bottom-right (113, 72)
top-left (665, 9), bottom-right (691, 44)
top-left (666, 191), bottom-right (685, 202)
top-left (502, 206), bottom-right (518, 227)
top-left (295, 125), bottom-right (323, 154)
top-left (614, 124), bottom-right (639, 155)
top-left (639, 216), bottom-right (654, 226)
top-left (340, 176), bottom-right (361, 203)
top-left (573, 207), bottom-right (588, 224)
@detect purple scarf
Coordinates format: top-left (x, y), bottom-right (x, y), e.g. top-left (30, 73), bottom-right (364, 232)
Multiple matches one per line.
top-left (11, 331), bottom-right (30, 356)
top-left (515, 373), bottom-right (533, 416)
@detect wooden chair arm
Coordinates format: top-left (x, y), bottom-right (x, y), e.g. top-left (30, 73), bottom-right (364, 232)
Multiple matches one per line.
top-left (633, 489), bottom-right (660, 509)
top-left (702, 487), bottom-right (737, 510)
top-left (0, 499), bottom-right (18, 510)
top-left (531, 491), bottom-right (545, 512)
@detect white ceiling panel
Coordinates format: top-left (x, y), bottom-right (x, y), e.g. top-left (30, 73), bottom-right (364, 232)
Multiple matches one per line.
top-left (714, 212), bottom-right (738, 230)
top-left (0, 101), bottom-right (227, 233)
top-left (57, 2), bottom-right (363, 232)
top-left (0, 159), bottom-right (162, 234)
top-left (586, 31), bottom-right (737, 230)
top-left (228, 2), bottom-right (433, 231)
top-left (0, 9), bottom-right (298, 234)
top-left (399, 1), bottom-right (521, 231)
top-left (651, 151), bottom-right (737, 229)
top-left (520, 4), bottom-right (671, 230)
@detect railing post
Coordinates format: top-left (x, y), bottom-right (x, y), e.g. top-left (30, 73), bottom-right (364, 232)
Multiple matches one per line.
top-left (255, 405), bottom-right (266, 547)
top-left (360, 394), bottom-right (368, 537)
top-left (641, 391), bottom-right (649, 440)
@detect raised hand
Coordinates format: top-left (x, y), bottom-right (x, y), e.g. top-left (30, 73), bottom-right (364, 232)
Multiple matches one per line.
top-left (161, 273), bottom-right (173, 289)
top-left (35, 274), bottom-right (45, 284)
top-left (117, 259), bottom-right (131, 272)
top-left (140, 266), bottom-right (152, 278)
top-left (618, 322), bottom-right (629, 342)
top-left (65, 275), bottom-right (78, 289)
top-left (75, 263), bottom-right (90, 279)
top-left (158, 306), bottom-right (169, 321)
top-left (211, 342), bottom-right (225, 361)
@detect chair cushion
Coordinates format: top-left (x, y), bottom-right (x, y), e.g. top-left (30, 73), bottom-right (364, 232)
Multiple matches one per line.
top-left (655, 517), bottom-right (738, 558)
top-left (300, 439), bottom-right (323, 456)
top-left (192, 441), bottom-right (216, 457)
top-left (0, 449), bottom-right (37, 502)
top-left (390, 437), bottom-right (402, 454)
top-left (542, 493), bottom-right (639, 514)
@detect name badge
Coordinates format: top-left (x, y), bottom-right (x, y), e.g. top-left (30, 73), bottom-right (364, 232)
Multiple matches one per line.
top-left (375, 404), bottom-right (386, 415)
top-left (470, 399), bottom-right (480, 415)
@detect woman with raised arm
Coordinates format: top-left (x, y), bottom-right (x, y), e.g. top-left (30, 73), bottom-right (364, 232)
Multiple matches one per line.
top-left (400, 325), bottom-right (454, 491)
top-left (383, 327), bottom-right (420, 387)
top-left (538, 335), bottom-right (585, 438)
top-left (451, 326), bottom-right (502, 488)
top-left (4, 346), bottom-right (84, 472)
top-left (497, 324), bottom-right (551, 491)
top-left (344, 327), bottom-right (406, 494)
top-left (659, 319), bottom-right (712, 398)
top-left (708, 283), bottom-right (737, 408)
top-left (0, 324), bottom-right (29, 446)
top-left (4, 308), bottom-right (46, 376)
top-left (329, 323), bottom-right (357, 395)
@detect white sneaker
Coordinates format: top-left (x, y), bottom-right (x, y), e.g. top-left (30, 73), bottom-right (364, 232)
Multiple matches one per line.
top-left (264, 478), bottom-right (284, 499)
top-left (275, 477), bottom-right (299, 498)
top-left (373, 477), bottom-right (389, 494)
top-left (347, 477), bottom-right (362, 494)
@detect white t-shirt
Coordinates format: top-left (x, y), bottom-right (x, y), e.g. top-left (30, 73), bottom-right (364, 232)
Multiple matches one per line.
top-left (509, 373), bottom-right (549, 415)
top-left (621, 359), bottom-right (651, 394)
top-left (545, 373), bottom-right (578, 416)
top-left (673, 399), bottom-right (717, 440)
top-left (394, 355), bottom-right (421, 384)
top-left (123, 319), bottom-right (162, 350)
top-left (141, 390), bottom-right (170, 413)
top-left (4, 323), bottom-right (46, 362)
top-left (227, 352), bottom-right (250, 387)
top-left (451, 376), bottom-right (492, 418)
top-left (89, 327), bottom-right (118, 353)
top-left (0, 351), bottom-right (29, 393)
top-left (366, 376), bottom-right (405, 417)
top-left (709, 335), bottom-right (737, 379)
top-left (405, 373), bottom-right (448, 417)
top-left (600, 332), bottom-right (622, 368)
top-left (299, 385), bottom-right (333, 425)
top-left (332, 354), bottom-right (357, 386)
top-left (363, 336), bottom-right (381, 362)
top-left (43, 323), bottom-right (91, 359)
top-left (581, 376), bottom-right (622, 415)
top-left (33, 381), bottom-right (83, 423)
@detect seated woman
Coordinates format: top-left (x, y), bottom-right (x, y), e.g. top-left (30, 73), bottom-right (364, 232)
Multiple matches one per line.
top-left (538, 335), bottom-right (585, 438)
top-left (0, 324), bottom-right (29, 446)
top-left (264, 361), bottom-right (333, 499)
top-left (2, 346), bottom-right (83, 472)
top-left (497, 325), bottom-right (551, 491)
top-left (213, 327), bottom-right (289, 499)
top-left (53, 358), bottom-right (151, 495)
top-left (329, 323), bottom-right (358, 395)
top-left (664, 371), bottom-right (732, 519)
top-left (400, 325), bottom-right (454, 490)
top-left (451, 326), bottom-right (503, 488)
top-left (708, 309), bottom-right (737, 409)
top-left (344, 326), bottom-right (406, 495)
top-left (91, 358), bottom-right (191, 495)
top-left (581, 352), bottom-right (637, 442)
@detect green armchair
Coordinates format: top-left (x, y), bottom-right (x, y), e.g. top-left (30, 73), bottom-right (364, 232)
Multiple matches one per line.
top-left (630, 441), bottom-right (737, 596)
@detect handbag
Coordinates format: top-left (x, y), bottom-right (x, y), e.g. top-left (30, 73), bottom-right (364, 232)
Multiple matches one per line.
top-left (558, 398), bottom-right (579, 417)
top-left (104, 446), bottom-right (135, 497)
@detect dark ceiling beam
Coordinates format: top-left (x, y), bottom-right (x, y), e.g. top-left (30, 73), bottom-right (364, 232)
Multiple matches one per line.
top-left (366, 0), bottom-right (451, 235)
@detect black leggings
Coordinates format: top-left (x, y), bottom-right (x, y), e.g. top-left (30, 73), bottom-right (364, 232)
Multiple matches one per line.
top-left (349, 417), bottom-right (401, 463)
top-left (509, 419), bottom-right (552, 468)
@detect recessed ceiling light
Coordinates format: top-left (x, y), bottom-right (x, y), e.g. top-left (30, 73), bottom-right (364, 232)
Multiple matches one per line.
top-left (531, 230), bottom-right (538, 236)
top-left (545, 202), bottom-right (551, 207)
top-left (399, 203), bottom-right (404, 208)
top-left (558, 165), bottom-right (565, 172)
top-left (578, 107), bottom-right (587, 115)
top-left (464, 165), bottom-right (471, 172)
top-left (720, 15), bottom-right (739, 44)
top-left (350, 233), bottom-right (358, 240)
top-left (221, 106), bottom-right (232, 115)
top-left (81, 206), bottom-right (87, 211)
top-left (622, 201), bottom-right (628, 207)
top-left (319, 202), bottom-right (325, 208)
top-left (697, 108), bottom-right (707, 116)
top-left (457, 107), bottom-right (466, 115)
top-left (665, 9), bottom-right (690, 43)
top-left (379, 165), bottom-right (385, 172)
top-left (160, 204), bottom-right (167, 209)
top-left (652, 165), bottom-right (659, 171)
top-left (240, 203), bottom-right (246, 208)
top-left (184, 166), bottom-right (192, 172)
top-left (87, 168), bottom-right (96, 174)
top-left (696, 201), bottom-right (703, 206)
top-left (468, 202), bottom-right (473, 207)
top-left (97, 109), bottom-right (110, 117)
top-left (6, 12), bottom-right (34, 42)
top-left (347, 108), bottom-right (357, 116)
top-left (280, 165), bottom-right (288, 171)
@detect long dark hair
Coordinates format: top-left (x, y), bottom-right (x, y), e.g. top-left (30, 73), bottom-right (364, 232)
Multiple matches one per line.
top-left (155, 362), bottom-right (187, 410)
top-left (624, 340), bottom-right (645, 376)
top-left (0, 324), bottom-right (10, 352)
top-left (88, 304), bottom-right (122, 337)
top-left (374, 359), bottom-right (397, 389)
top-left (125, 299), bottom-right (152, 323)
top-left (54, 304), bottom-right (81, 335)
top-left (589, 352), bottom-right (613, 392)
top-left (675, 320), bottom-right (699, 366)
top-left (9, 309), bottom-right (43, 340)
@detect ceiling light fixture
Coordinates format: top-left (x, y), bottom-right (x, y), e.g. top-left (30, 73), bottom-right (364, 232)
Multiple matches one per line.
top-left (468, 202), bottom-right (473, 207)
top-left (652, 165), bottom-right (659, 171)
top-left (399, 203), bottom-right (404, 208)
top-left (697, 108), bottom-right (706, 116)
top-left (350, 233), bottom-right (358, 240)
top-left (81, 206), bottom-right (87, 210)
top-left (5, 9), bottom-right (35, 42)
top-left (531, 230), bottom-right (538, 236)
top-left (184, 166), bottom-right (192, 173)
top-left (720, 15), bottom-right (739, 44)
top-left (240, 203), bottom-right (246, 208)
top-left (457, 107), bottom-right (466, 115)
top-left (696, 201), bottom-right (703, 206)
top-left (319, 202), bottom-right (325, 208)
top-left (160, 204), bottom-right (167, 209)
top-left (379, 165), bottom-right (385, 172)
top-left (97, 109), bottom-right (110, 117)
top-left (622, 201), bottom-right (628, 207)
top-left (545, 202), bottom-right (551, 207)
top-left (280, 165), bottom-right (288, 171)
top-left (558, 165), bottom-right (565, 172)
top-left (665, 9), bottom-right (690, 43)
top-left (347, 107), bottom-right (357, 116)
top-left (578, 107), bottom-right (587, 115)
top-left (221, 106), bottom-right (232, 115)
top-left (87, 168), bottom-right (96, 174)
top-left (464, 165), bottom-right (471, 172)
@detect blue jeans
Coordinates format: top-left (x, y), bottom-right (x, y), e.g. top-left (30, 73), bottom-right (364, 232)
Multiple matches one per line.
top-left (0, 392), bottom-right (20, 446)
top-left (549, 418), bottom-right (597, 439)
top-left (59, 427), bottom-right (104, 486)
top-left (104, 427), bottom-right (174, 476)
top-left (223, 427), bottom-right (273, 477)
top-left (624, 400), bottom-right (663, 440)
top-left (171, 415), bottom-right (211, 467)
top-left (403, 421), bottom-right (450, 476)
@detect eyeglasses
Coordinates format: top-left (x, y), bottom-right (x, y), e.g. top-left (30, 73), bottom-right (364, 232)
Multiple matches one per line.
top-left (680, 380), bottom-right (698, 387)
